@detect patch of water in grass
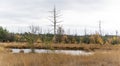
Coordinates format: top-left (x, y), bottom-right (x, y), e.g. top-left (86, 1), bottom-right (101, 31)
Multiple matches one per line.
top-left (11, 49), bottom-right (94, 55)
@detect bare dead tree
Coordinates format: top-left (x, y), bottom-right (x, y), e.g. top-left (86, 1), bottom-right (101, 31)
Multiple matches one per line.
top-left (57, 25), bottom-right (64, 35)
top-left (116, 30), bottom-right (118, 44)
top-left (49, 6), bottom-right (61, 42)
top-left (99, 20), bottom-right (102, 35)
top-left (35, 26), bottom-right (42, 34)
top-left (29, 25), bottom-right (39, 34)
top-left (116, 30), bottom-right (118, 37)
top-left (84, 28), bottom-right (87, 37)
top-left (24, 25), bottom-right (40, 53)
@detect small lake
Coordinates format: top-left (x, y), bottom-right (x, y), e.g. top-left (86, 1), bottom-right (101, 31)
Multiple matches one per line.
top-left (11, 49), bottom-right (93, 55)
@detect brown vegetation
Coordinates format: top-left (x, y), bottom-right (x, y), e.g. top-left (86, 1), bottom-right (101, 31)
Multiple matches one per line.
top-left (0, 42), bottom-right (120, 66)
top-left (1, 42), bottom-right (120, 51)
top-left (0, 50), bottom-right (120, 66)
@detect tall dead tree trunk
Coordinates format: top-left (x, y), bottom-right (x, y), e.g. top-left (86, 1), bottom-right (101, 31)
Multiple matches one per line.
top-left (53, 6), bottom-right (57, 42)
top-left (49, 6), bottom-right (61, 43)
top-left (99, 20), bottom-right (102, 36)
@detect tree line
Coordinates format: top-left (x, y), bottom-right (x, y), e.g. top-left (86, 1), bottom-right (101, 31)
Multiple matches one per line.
top-left (0, 26), bottom-right (119, 45)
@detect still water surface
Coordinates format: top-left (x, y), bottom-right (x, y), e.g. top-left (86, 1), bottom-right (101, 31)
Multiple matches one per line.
top-left (11, 49), bottom-right (93, 55)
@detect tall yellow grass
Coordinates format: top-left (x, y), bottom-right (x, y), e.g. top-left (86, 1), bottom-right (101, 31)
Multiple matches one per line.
top-left (0, 50), bottom-right (120, 66)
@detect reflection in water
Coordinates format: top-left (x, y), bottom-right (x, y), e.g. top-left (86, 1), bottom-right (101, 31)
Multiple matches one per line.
top-left (11, 49), bottom-right (93, 55)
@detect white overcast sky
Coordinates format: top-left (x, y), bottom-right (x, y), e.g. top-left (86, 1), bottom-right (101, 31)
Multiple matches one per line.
top-left (0, 0), bottom-right (120, 35)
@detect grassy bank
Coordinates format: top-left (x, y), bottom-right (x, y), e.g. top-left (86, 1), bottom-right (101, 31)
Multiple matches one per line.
top-left (1, 42), bottom-right (120, 51)
top-left (0, 50), bottom-right (120, 66)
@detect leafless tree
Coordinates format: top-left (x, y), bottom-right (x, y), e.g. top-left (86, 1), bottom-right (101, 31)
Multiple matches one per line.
top-left (116, 30), bottom-right (118, 44)
top-left (99, 20), bottom-right (102, 35)
top-left (29, 25), bottom-right (40, 34)
top-left (49, 6), bottom-right (62, 42)
top-left (57, 25), bottom-right (64, 35)
top-left (24, 25), bottom-right (40, 53)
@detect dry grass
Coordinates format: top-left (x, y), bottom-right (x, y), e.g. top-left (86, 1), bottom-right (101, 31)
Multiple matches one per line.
top-left (0, 50), bottom-right (120, 66)
top-left (1, 42), bottom-right (120, 51)
top-left (1, 42), bottom-right (120, 66)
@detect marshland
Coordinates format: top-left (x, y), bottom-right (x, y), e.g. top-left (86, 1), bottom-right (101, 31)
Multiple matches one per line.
top-left (0, 0), bottom-right (120, 66)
